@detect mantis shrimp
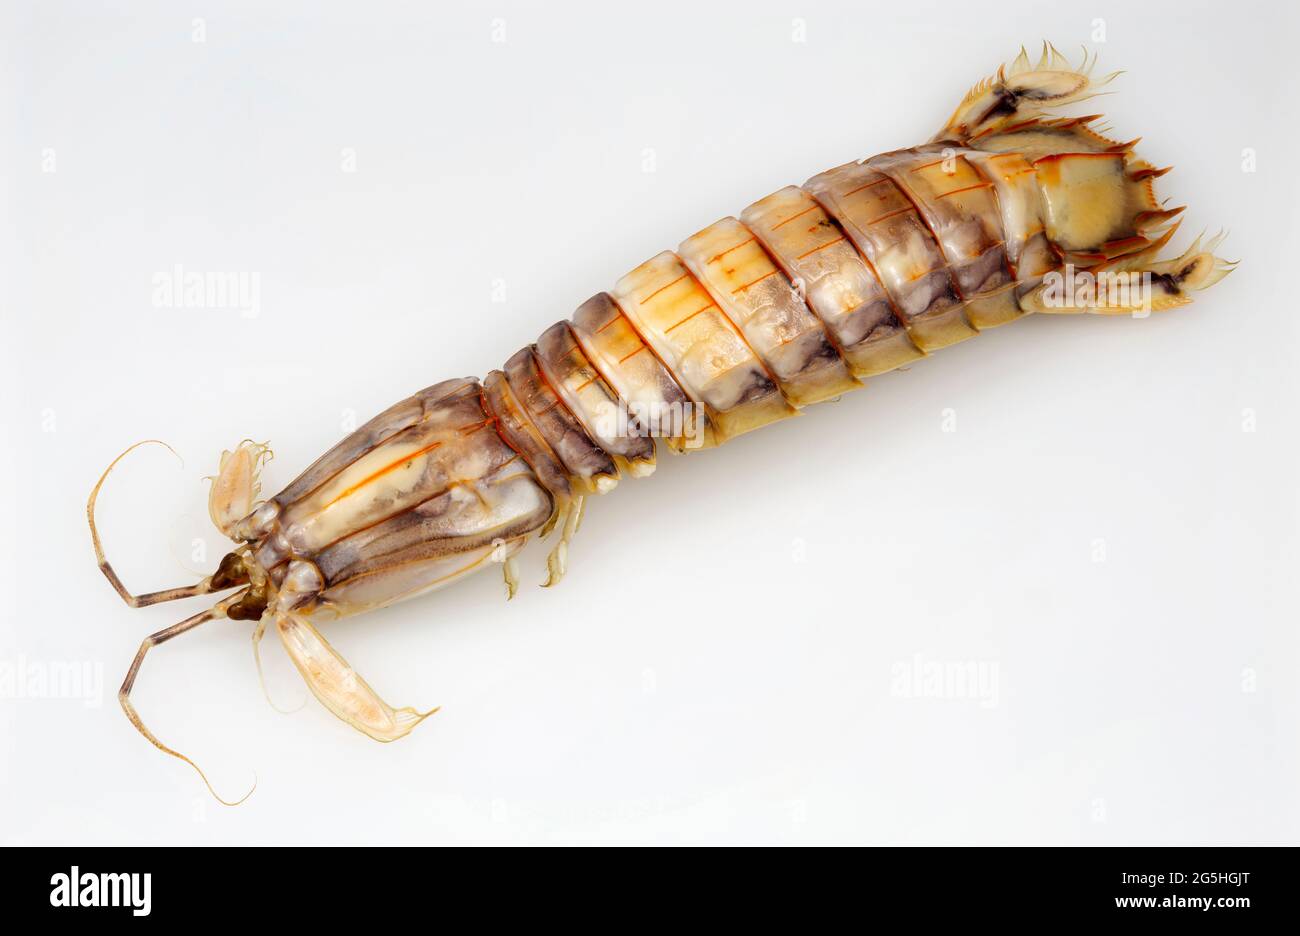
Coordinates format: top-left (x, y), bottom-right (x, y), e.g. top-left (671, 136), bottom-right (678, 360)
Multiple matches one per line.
top-left (89, 44), bottom-right (1234, 802)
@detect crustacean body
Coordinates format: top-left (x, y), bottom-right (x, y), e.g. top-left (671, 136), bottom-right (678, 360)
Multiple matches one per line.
top-left (89, 45), bottom-right (1234, 801)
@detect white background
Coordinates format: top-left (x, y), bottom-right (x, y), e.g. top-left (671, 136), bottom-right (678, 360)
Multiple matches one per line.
top-left (3, 0), bottom-right (1297, 844)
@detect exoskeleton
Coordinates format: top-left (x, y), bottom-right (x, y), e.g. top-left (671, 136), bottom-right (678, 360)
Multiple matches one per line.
top-left (90, 45), bottom-right (1234, 801)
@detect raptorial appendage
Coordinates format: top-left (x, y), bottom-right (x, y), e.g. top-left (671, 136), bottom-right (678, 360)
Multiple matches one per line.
top-left (92, 44), bottom-right (1235, 799)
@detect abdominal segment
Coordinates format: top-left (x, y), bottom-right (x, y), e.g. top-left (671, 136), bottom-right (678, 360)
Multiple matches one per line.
top-left (741, 187), bottom-right (921, 377)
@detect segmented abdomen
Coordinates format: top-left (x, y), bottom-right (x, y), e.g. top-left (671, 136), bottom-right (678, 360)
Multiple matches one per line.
top-left (484, 144), bottom-right (1057, 499)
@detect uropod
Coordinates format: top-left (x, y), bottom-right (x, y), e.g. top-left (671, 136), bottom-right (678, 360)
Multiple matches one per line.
top-left (89, 44), bottom-right (1234, 801)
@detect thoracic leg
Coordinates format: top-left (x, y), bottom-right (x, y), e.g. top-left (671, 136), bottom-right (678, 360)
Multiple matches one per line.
top-left (503, 553), bottom-right (521, 599)
top-left (488, 534), bottom-right (527, 600)
top-left (543, 494), bottom-right (585, 588)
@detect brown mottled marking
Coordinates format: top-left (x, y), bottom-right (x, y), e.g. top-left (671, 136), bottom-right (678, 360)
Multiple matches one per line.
top-left (568, 292), bottom-right (696, 451)
top-left (534, 320), bottom-right (655, 468)
top-left (679, 216), bottom-right (857, 406)
top-left (503, 346), bottom-right (618, 491)
top-left (805, 163), bottom-right (970, 351)
top-left (742, 186), bottom-right (921, 377)
top-left (613, 251), bottom-right (792, 441)
top-left (482, 370), bottom-right (571, 500)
